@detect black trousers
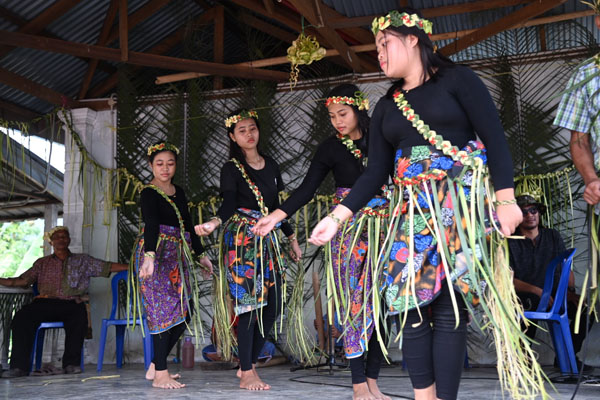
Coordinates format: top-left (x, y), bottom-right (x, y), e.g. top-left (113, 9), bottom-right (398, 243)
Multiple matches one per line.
top-left (402, 284), bottom-right (469, 400)
top-left (348, 326), bottom-right (386, 384)
top-left (10, 298), bottom-right (87, 371)
top-left (518, 292), bottom-right (593, 355)
top-left (237, 279), bottom-right (282, 371)
top-left (152, 321), bottom-right (187, 371)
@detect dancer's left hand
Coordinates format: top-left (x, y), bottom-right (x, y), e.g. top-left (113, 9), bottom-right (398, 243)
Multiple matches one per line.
top-left (198, 256), bottom-right (213, 279)
top-left (496, 203), bottom-right (522, 237)
top-left (289, 238), bottom-right (302, 262)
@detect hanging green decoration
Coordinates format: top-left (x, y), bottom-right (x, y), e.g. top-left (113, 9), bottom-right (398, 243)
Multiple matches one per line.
top-left (286, 32), bottom-right (326, 89)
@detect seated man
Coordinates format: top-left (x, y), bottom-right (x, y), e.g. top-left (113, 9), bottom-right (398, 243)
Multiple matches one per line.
top-left (0, 226), bottom-right (127, 377)
top-left (508, 195), bottom-right (593, 370)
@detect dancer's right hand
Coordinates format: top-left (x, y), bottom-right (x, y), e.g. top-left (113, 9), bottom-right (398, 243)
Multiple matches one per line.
top-left (309, 217), bottom-right (340, 246)
top-left (139, 256), bottom-right (155, 278)
top-left (251, 211), bottom-right (284, 236)
top-left (194, 220), bottom-right (218, 236)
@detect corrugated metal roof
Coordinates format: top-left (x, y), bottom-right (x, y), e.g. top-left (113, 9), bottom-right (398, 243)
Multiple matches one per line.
top-left (0, 132), bottom-right (63, 222)
top-left (1, 0), bottom-right (599, 117)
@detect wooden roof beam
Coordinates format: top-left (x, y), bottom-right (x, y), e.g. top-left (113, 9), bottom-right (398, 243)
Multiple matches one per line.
top-left (119, 0), bottom-right (128, 62)
top-left (440, 0), bottom-right (568, 56)
top-left (0, 0), bottom-right (83, 57)
top-left (155, 9), bottom-right (592, 85)
top-left (105, 0), bottom-right (171, 44)
top-left (327, 0), bottom-right (534, 29)
top-left (0, 67), bottom-right (79, 108)
top-left (87, 9), bottom-right (218, 98)
top-left (214, 5), bottom-right (225, 90)
top-left (287, 0), bottom-right (362, 72)
top-left (0, 30), bottom-right (288, 82)
top-left (78, 0), bottom-right (119, 99)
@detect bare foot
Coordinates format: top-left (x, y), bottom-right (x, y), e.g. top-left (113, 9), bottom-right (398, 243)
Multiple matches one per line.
top-left (353, 382), bottom-right (377, 400)
top-left (152, 369), bottom-right (185, 389)
top-left (145, 362), bottom-right (181, 380)
top-left (239, 369), bottom-right (270, 390)
top-left (366, 378), bottom-right (391, 400)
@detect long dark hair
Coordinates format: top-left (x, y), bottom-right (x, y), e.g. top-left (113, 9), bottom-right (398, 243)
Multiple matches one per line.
top-left (383, 7), bottom-right (455, 98)
top-left (226, 108), bottom-right (262, 162)
top-left (326, 83), bottom-right (370, 151)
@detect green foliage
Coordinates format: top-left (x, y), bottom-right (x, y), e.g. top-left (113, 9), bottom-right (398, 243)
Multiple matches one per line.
top-left (0, 220), bottom-right (43, 277)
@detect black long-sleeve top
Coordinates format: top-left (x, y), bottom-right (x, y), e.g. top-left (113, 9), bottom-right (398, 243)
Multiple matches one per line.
top-left (279, 135), bottom-right (366, 217)
top-left (342, 64), bottom-right (514, 213)
top-left (217, 156), bottom-right (294, 236)
top-left (141, 185), bottom-right (204, 254)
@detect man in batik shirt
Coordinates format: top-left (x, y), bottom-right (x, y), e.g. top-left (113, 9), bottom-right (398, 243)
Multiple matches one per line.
top-left (0, 226), bottom-right (127, 377)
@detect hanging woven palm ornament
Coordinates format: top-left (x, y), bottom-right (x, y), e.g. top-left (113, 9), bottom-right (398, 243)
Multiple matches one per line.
top-left (286, 32), bottom-right (326, 89)
top-left (582, 0), bottom-right (600, 14)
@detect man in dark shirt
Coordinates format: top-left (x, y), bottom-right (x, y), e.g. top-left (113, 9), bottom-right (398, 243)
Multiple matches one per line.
top-left (0, 226), bottom-right (127, 378)
top-left (508, 195), bottom-right (592, 370)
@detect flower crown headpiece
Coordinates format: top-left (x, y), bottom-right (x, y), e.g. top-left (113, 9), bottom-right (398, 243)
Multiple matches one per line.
top-left (325, 91), bottom-right (369, 111)
top-left (371, 11), bottom-right (433, 36)
top-left (44, 226), bottom-right (69, 243)
top-left (225, 110), bottom-right (258, 128)
top-left (147, 142), bottom-right (180, 157)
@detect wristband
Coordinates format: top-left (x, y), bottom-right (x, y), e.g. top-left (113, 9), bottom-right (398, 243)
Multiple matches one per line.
top-left (328, 212), bottom-right (342, 225)
top-left (493, 199), bottom-right (517, 206)
top-left (209, 216), bottom-right (222, 225)
top-left (287, 234), bottom-right (297, 242)
top-left (144, 252), bottom-right (156, 259)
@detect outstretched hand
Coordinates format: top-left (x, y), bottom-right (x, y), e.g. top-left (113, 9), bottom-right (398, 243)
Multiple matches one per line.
top-left (139, 257), bottom-right (155, 278)
top-left (194, 220), bottom-right (218, 237)
top-left (251, 214), bottom-right (278, 237)
top-left (496, 203), bottom-right (522, 237)
top-left (198, 255), bottom-right (213, 279)
top-left (309, 216), bottom-right (340, 246)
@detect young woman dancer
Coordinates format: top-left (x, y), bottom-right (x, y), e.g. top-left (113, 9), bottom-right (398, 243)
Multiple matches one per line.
top-left (136, 141), bottom-right (212, 389)
top-left (252, 85), bottom-right (390, 400)
top-left (195, 109), bottom-right (301, 391)
top-left (308, 8), bottom-right (545, 400)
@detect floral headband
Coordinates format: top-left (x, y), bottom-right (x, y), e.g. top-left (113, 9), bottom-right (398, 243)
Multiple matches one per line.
top-left (225, 110), bottom-right (258, 128)
top-left (325, 91), bottom-right (369, 111)
top-left (44, 226), bottom-right (69, 243)
top-left (147, 142), bottom-right (180, 157)
top-left (371, 11), bottom-right (433, 36)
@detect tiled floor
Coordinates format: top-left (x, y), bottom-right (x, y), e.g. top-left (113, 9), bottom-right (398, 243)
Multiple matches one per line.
top-left (1, 363), bottom-right (599, 399)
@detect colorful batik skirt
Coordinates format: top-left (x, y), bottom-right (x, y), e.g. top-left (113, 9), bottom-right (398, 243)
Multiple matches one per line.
top-left (133, 224), bottom-right (191, 334)
top-left (221, 208), bottom-right (285, 316)
top-left (329, 187), bottom-right (389, 359)
top-left (384, 141), bottom-right (491, 314)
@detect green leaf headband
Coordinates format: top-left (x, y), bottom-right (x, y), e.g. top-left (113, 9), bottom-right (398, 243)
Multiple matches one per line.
top-left (371, 11), bottom-right (433, 36)
top-left (225, 110), bottom-right (258, 128)
top-left (147, 142), bottom-right (180, 157)
top-left (325, 91), bottom-right (370, 111)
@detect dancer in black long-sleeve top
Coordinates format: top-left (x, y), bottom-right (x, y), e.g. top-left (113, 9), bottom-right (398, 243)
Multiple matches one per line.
top-left (308, 8), bottom-right (548, 400)
top-left (253, 85), bottom-right (389, 400)
top-left (194, 109), bottom-right (301, 391)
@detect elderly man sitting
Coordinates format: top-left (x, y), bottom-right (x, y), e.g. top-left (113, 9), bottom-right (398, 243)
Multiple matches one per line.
top-left (0, 226), bottom-right (127, 377)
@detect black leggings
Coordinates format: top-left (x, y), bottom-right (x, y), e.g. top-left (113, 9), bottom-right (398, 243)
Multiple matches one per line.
top-left (152, 321), bottom-right (187, 371)
top-left (237, 280), bottom-right (282, 371)
top-left (402, 283), bottom-right (468, 400)
top-left (348, 326), bottom-right (386, 384)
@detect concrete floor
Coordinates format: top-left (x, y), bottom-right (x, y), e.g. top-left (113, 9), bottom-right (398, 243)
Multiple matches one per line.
top-left (1, 363), bottom-right (599, 400)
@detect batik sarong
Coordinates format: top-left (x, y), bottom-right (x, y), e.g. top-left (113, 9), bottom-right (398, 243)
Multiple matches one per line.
top-left (329, 187), bottom-right (389, 358)
top-left (221, 208), bottom-right (285, 316)
top-left (133, 224), bottom-right (191, 333)
top-left (384, 141), bottom-right (491, 314)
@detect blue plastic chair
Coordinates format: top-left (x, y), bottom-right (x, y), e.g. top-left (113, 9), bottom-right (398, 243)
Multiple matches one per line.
top-left (97, 271), bottom-right (153, 372)
top-left (29, 285), bottom-right (85, 372)
top-left (523, 248), bottom-right (578, 375)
